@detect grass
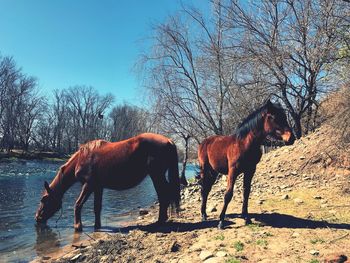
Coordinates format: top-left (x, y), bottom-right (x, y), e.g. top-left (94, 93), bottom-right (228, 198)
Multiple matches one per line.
top-left (256, 239), bottom-right (268, 247)
top-left (310, 238), bottom-right (325, 244)
top-left (233, 241), bottom-right (244, 252)
top-left (214, 234), bottom-right (225, 241)
top-left (246, 223), bottom-right (261, 231)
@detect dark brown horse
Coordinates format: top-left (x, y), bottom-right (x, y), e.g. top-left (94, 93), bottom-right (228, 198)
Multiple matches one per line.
top-left (198, 100), bottom-right (295, 229)
top-left (35, 133), bottom-right (181, 232)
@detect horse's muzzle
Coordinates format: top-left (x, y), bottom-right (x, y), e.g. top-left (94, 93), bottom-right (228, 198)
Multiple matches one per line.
top-left (285, 132), bottom-right (296, 145)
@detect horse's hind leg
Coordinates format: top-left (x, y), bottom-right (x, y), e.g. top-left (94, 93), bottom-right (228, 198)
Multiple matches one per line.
top-left (74, 182), bottom-right (93, 232)
top-left (242, 167), bottom-right (256, 225)
top-left (94, 187), bottom-right (103, 229)
top-left (150, 170), bottom-right (169, 224)
top-left (200, 165), bottom-right (217, 221)
top-left (218, 167), bottom-right (239, 229)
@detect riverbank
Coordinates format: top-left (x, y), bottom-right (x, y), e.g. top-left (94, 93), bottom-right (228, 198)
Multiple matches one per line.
top-left (0, 150), bottom-right (68, 163)
top-left (32, 125), bottom-right (350, 263)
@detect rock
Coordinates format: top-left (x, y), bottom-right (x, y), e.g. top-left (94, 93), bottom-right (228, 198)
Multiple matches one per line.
top-left (281, 194), bottom-right (289, 200)
top-left (294, 198), bottom-right (304, 204)
top-left (216, 251), bottom-right (228, 257)
top-left (170, 241), bottom-right (181, 252)
top-left (189, 243), bottom-right (203, 252)
top-left (208, 204), bottom-right (218, 212)
top-left (291, 232), bottom-right (300, 238)
top-left (203, 257), bottom-right (223, 263)
top-left (310, 250), bottom-right (320, 256)
top-left (100, 255), bottom-right (109, 262)
top-left (313, 195), bottom-right (322, 199)
top-left (199, 251), bottom-right (214, 261)
top-left (256, 199), bottom-right (264, 205)
top-left (291, 171), bottom-right (298, 176)
top-left (71, 253), bottom-right (82, 261)
top-left (300, 156), bottom-right (306, 160)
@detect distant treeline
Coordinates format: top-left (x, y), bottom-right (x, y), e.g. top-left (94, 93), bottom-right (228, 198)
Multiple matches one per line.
top-left (0, 56), bottom-right (149, 154)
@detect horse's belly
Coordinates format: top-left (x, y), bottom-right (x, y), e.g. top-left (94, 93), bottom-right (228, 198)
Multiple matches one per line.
top-left (98, 167), bottom-right (148, 190)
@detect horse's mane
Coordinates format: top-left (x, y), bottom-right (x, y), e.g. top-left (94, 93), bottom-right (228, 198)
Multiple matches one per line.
top-left (235, 102), bottom-right (283, 139)
top-left (79, 139), bottom-right (109, 155)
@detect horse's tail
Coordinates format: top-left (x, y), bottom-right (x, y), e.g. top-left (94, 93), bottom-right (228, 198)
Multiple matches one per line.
top-left (167, 141), bottom-right (181, 212)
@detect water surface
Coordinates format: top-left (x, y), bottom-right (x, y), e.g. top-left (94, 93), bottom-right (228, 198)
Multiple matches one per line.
top-left (0, 160), bottom-right (197, 262)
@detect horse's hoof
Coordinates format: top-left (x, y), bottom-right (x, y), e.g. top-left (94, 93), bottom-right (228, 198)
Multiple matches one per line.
top-left (201, 215), bottom-right (207, 222)
top-left (217, 221), bottom-right (224, 230)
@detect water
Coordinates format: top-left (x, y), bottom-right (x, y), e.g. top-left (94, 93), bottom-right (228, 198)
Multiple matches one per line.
top-left (0, 160), bottom-right (197, 262)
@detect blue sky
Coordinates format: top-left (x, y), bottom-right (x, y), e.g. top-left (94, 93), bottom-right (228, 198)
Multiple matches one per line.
top-left (0, 0), bottom-right (208, 106)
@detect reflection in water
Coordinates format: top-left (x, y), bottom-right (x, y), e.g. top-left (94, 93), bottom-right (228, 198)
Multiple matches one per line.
top-left (0, 160), bottom-right (197, 262)
top-left (34, 225), bottom-right (60, 257)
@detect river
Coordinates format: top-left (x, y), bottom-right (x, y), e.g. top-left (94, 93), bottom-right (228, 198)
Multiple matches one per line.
top-left (0, 160), bottom-right (198, 262)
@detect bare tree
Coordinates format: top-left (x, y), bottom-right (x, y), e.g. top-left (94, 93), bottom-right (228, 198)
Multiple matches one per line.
top-left (109, 104), bottom-right (149, 141)
top-left (222, 0), bottom-right (349, 137)
top-left (0, 55), bottom-right (44, 152)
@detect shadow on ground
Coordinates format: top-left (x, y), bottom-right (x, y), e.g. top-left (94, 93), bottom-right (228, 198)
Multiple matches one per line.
top-left (94, 212), bottom-right (350, 234)
top-left (227, 212), bottom-right (350, 229)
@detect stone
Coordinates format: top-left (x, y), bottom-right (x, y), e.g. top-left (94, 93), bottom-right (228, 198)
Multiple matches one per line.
top-left (199, 251), bottom-right (214, 261)
top-left (189, 243), bottom-right (203, 252)
top-left (71, 253), bottom-right (82, 261)
top-left (203, 257), bottom-right (223, 263)
top-left (300, 156), bottom-right (306, 160)
top-left (170, 241), bottom-right (181, 252)
top-left (310, 250), bottom-right (320, 256)
top-left (216, 251), bottom-right (228, 257)
top-left (281, 194), bottom-right (289, 200)
top-left (294, 198), bottom-right (304, 204)
top-left (291, 232), bottom-right (300, 238)
top-left (208, 204), bottom-right (218, 212)
top-left (313, 195), bottom-right (322, 199)
top-left (256, 199), bottom-right (264, 205)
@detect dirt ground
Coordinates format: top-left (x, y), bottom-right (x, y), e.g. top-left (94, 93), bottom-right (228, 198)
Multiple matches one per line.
top-left (32, 125), bottom-right (350, 263)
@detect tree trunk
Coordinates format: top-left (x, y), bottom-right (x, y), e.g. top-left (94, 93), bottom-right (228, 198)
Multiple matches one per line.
top-left (180, 135), bottom-right (190, 186)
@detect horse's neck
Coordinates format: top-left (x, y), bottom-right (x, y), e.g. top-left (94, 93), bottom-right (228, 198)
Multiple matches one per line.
top-left (242, 129), bottom-right (265, 150)
top-left (49, 165), bottom-right (76, 199)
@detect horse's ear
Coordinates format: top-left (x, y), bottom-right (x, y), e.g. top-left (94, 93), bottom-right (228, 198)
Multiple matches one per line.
top-left (44, 181), bottom-right (52, 194)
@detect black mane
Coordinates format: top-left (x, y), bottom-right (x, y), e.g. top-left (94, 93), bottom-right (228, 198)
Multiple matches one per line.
top-left (235, 102), bottom-right (283, 139)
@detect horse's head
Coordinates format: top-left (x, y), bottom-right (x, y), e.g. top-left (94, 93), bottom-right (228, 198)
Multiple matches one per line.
top-left (263, 100), bottom-right (295, 145)
top-left (35, 181), bottom-right (62, 224)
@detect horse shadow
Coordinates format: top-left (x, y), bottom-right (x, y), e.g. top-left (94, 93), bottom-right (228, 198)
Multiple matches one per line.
top-left (97, 212), bottom-right (350, 234)
top-left (226, 212), bottom-right (350, 230)
top-left (97, 219), bottom-right (235, 234)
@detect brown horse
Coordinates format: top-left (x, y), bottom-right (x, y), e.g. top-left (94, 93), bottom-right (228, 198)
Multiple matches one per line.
top-left (198, 100), bottom-right (295, 229)
top-left (35, 133), bottom-right (181, 232)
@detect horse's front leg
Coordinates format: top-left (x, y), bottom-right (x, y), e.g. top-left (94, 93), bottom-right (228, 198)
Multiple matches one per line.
top-left (218, 167), bottom-right (238, 229)
top-left (74, 183), bottom-right (93, 232)
top-left (94, 187), bottom-right (103, 230)
top-left (242, 168), bottom-right (256, 225)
